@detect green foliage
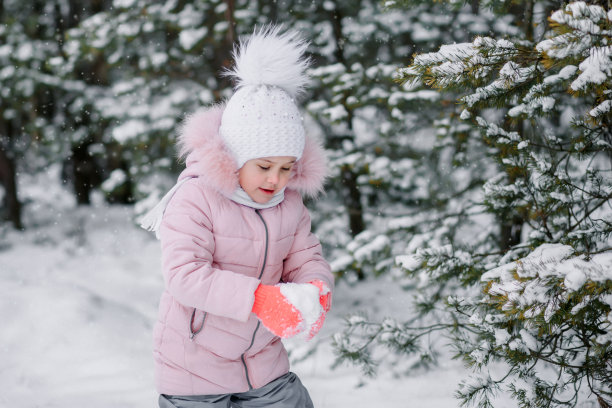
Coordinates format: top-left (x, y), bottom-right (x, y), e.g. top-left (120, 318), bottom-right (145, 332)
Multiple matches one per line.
top-left (456, 245), bottom-right (612, 407)
top-left (334, 1), bottom-right (612, 407)
top-left (59, 0), bottom-right (233, 205)
top-left (4, 1), bottom-right (611, 405)
top-left (0, 1), bottom-right (66, 164)
top-left (308, 1), bottom-right (507, 281)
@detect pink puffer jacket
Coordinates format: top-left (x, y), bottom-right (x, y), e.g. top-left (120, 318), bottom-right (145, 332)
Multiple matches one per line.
top-left (153, 105), bottom-right (334, 396)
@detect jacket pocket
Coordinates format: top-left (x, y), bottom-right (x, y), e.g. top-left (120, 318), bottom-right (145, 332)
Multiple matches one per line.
top-left (191, 314), bottom-right (258, 360)
top-left (189, 308), bottom-right (207, 340)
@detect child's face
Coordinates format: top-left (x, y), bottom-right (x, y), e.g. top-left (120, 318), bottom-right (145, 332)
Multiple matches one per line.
top-left (238, 156), bottom-right (296, 204)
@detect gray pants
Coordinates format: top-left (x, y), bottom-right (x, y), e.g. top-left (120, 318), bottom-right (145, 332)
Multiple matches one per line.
top-left (159, 372), bottom-right (314, 408)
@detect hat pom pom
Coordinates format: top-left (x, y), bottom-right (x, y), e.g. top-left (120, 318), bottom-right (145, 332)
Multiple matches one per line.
top-left (224, 26), bottom-right (311, 99)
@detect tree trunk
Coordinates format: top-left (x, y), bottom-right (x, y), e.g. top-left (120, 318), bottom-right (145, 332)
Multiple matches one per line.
top-left (323, 3), bottom-right (365, 238)
top-left (327, 5), bottom-right (347, 66)
top-left (70, 142), bottom-right (98, 205)
top-left (104, 143), bottom-right (133, 204)
top-left (500, 213), bottom-right (523, 250)
top-left (509, 0), bottom-right (534, 42)
top-left (211, 0), bottom-right (236, 95)
top-left (341, 164), bottom-right (365, 237)
top-left (469, 0), bottom-right (478, 14)
top-left (499, 117), bottom-right (526, 250)
top-left (67, 43), bottom-right (110, 204)
top-left (497, 3), bottom-right (537, 249)
top-left (0, 141), bottom-right (22, 230)
top-left (224, 0), bottom-right (236, 45)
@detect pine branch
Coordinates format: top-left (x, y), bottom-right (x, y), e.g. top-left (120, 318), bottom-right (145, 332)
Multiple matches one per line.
top-left (568, 194), bottom-right (612, 233)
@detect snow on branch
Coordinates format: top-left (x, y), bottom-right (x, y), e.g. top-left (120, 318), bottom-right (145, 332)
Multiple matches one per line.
top-left (550, 2), bottom-right (611, 36)
top-left (571, 45), bottom-right (612, 91)
top-left (589, 98), bottom-right (611, 117)
top-left (537, 2), bottom-right (612, 94)
top-left (482, 243), bottom-right (612, 336)
top-left (405, 37), bottom-right (519, 90)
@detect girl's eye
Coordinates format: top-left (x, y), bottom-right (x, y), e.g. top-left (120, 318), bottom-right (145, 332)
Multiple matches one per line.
top-left (258, 166), bottom-right (270, 170)
top-left (281, 167), bottom-right (292, 172)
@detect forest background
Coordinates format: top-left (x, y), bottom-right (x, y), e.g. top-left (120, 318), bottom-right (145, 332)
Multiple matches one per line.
top-left (1, 0), bottom-right (611, 407)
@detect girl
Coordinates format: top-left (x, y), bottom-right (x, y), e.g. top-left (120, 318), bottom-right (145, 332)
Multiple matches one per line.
top-left (142, 27), bottom-right (333, 408)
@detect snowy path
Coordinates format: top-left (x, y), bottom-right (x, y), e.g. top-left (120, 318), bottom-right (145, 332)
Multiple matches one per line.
top-left (0, 204), bottom-right (503, 407)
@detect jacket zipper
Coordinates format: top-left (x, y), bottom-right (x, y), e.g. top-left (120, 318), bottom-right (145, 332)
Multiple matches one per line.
top-left (241, 209), bottom-right (269, 390)
top-left (254, 210), bottom-right (269, 281)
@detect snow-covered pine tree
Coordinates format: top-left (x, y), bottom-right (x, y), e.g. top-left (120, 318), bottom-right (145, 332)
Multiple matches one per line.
top-left (58, 0), bottom-right (385, 217)
top-left (304, 0), bottom-right (514, 281)
top-left (327, 0), bottom-right (518, 344)
top-left (0, 0), bottom-right (97, 224)
top-left (334, 1), bottom-right (611, 407)
top-left (59, 0), bottom-right (237, 207)
top-left (0, 0), bottom-right (45, 228)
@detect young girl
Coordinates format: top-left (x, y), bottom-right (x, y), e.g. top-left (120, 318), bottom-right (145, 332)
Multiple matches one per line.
top-left (141, 27), bottom-right (333, 407)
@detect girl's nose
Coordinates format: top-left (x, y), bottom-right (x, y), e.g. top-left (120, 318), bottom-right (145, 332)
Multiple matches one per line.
top-left (267, 171), bottom-right (280, 184)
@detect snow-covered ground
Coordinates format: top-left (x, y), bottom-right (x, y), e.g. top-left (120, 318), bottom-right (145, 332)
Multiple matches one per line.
top-left (0, 170), bottom-right (513, 407)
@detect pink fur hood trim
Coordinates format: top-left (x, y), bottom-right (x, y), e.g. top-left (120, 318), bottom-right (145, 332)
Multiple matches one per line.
top-left (177, 105), bottom-right (327, 198)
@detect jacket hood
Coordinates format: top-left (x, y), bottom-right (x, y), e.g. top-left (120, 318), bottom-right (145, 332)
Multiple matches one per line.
top-left (177, 105), bottom-right (327, 198)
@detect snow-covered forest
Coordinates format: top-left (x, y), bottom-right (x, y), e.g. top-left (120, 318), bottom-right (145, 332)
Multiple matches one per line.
top-left (1, 0), bottom-right (611, 407)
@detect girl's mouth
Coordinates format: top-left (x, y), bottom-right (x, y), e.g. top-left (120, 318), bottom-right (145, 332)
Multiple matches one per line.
top-left (260, 188), bottom-right (275, 195)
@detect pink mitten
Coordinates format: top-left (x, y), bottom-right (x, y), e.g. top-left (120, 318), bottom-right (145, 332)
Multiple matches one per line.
top-left (310, 280), bottom-right (331, 312)
top-left (252, 284), bottom-right (303, 338)
top-left (306, 280), bottom-right (331, 339)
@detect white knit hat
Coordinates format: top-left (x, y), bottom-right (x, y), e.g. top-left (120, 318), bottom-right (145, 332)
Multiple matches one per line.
top-left (219, 26), bottom-right (310, 168)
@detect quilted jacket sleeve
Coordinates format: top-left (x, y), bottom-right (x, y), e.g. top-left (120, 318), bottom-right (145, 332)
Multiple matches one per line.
top-left (281, 200), bottom-right (334, 292)
top-left (159, 180), bottom-right (260, 322)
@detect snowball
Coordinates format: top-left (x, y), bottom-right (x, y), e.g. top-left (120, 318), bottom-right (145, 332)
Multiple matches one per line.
top-left (279, 283), bottom-right (322, 340)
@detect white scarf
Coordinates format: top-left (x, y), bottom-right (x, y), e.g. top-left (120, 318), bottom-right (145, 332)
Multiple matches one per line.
top-left (140, 178), bottom-right (285, 238)
top-left (228, 187), bottom-right (285, 209)
top-left (139, 177), bottom-right (193, 239)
